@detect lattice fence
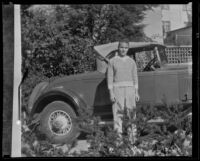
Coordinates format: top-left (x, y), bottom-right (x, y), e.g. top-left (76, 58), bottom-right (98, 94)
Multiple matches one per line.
top-left (165, 46), bottom-right (192, 64)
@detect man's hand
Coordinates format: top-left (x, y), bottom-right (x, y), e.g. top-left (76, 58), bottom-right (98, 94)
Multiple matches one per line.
top-left (109, 90), bottom-right (116, 103)
top-left (135, 90), bottom-right (140, 102)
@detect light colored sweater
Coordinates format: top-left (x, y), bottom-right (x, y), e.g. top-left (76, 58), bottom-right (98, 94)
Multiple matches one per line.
top-left (107, 55), bottom-right (138, 90)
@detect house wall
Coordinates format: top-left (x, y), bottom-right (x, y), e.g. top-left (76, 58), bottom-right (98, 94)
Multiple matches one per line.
top-left (164, 27), bottom-right (192, 45)
top-left (161, 5), bottom-right (190, 31)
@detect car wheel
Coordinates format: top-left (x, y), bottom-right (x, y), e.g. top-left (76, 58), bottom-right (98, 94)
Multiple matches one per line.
top-left (39, 101), bottom-right (80, 144)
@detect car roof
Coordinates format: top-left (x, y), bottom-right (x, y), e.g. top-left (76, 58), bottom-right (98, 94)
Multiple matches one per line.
top-left (94, 42), bottom-right (166, 58)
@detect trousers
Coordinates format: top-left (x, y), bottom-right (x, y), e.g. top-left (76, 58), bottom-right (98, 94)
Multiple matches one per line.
top-left (112, 86), bottom-right (137, 135)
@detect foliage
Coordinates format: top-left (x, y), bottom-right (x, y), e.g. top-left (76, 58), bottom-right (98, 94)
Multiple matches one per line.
top-left (21, 103), bottom-right (192, 157)
top-left (21, 4), bottom-right (155, 78)
top-left (21, 71), bottom-right (48, 115)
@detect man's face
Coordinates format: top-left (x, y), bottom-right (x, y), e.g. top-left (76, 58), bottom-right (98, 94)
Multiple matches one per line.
top-left (118, 42), bottom-right (129, 56)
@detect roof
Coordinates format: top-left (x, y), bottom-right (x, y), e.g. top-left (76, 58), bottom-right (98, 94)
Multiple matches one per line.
top-left (94, 42), bottom-right (165, 58)
top-left (166, 26), bottom-right (192, 34)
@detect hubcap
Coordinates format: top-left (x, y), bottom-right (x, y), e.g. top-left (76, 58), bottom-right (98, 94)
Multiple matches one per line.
top-left (48, 110), bottom-right (72, 136)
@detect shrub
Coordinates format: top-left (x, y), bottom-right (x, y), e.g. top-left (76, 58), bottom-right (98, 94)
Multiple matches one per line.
top-left (21, 102), bottom-right (192, 157)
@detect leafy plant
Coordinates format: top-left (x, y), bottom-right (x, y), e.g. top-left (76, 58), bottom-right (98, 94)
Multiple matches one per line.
top-left (22, 102), bottom-right (192, 157)
top-left (21, 4), bottom-right (156, 79)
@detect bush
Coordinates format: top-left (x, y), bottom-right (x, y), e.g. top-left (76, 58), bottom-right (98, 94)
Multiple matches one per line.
top-left (21, 103), bottom-right (192, 157)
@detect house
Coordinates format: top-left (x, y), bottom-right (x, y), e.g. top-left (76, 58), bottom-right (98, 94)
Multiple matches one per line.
top-left (164, 26), bottom-right (192, 46)
top-left (143, 3), bottom-right (192, 44)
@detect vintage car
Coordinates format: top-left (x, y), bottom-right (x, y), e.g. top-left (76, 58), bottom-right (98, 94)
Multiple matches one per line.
top-left (27, 42), bottom-right (192, 144)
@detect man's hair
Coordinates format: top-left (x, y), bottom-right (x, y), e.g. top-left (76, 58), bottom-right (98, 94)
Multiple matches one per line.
top-left (118, 39), bottom-right (129, 48)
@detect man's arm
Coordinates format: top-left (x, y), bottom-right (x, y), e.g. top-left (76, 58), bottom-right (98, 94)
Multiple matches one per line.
top-left (107, 60), bottom-right (113, 90)
top-left (132, 60), bottom-right (140, 101)
top-left (132, 60), bottom-right (138, 90)
top-left (107, 59), bottom-right (115, 102)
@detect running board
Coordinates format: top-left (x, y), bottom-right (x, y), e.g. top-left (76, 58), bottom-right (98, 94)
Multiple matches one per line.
top-left (98, 118), bottom-right (166, 125)
top-left (98, 121), bottom-right (113, 125)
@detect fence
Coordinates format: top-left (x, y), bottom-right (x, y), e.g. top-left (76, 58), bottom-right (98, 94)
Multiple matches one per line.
top-left (165, 46), bottom-right (192, 64)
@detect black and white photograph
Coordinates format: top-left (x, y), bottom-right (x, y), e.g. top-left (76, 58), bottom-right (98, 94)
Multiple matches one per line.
top-left (3, 3), bottom-right (198, 158)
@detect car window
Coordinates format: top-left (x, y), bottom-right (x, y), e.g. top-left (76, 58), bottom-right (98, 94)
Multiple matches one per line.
top-left (135, 51), bottom-right (155, 72)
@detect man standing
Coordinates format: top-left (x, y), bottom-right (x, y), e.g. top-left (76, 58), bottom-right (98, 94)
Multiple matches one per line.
top-left (107, 40), bottom-right (140, 141)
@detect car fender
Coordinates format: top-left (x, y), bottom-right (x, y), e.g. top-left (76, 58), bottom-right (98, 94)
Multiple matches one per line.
top-left (27, 81), bottom-right (49, 114)
top-left (30, 86), bottom-right (90, 119)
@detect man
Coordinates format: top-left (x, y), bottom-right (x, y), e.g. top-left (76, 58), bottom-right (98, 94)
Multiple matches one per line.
top-left (107, 40), bottom-right (140, 141)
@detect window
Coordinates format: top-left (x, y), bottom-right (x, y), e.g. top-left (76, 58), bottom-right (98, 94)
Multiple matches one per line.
top-left (161, 5), bottom-right (170, 10)
top-left (162, 21), bottom-right (171, 34)
top-left (135, 51), bottom-right (158, 72)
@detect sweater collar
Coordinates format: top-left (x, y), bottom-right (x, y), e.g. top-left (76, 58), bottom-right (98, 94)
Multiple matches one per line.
top-left (116, 55), bottom-right (129, 61)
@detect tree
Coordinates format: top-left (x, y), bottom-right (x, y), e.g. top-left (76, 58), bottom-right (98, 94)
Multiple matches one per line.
top-left (21, 4), bottom-right (155, 78)
top-left (68, 4), bottom-right (154, 44)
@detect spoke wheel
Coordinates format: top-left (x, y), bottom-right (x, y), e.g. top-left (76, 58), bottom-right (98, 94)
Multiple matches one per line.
top-left (49, 110), bottom-right (72, 136)
top-left (39, 101), bottom-right (80, 144)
